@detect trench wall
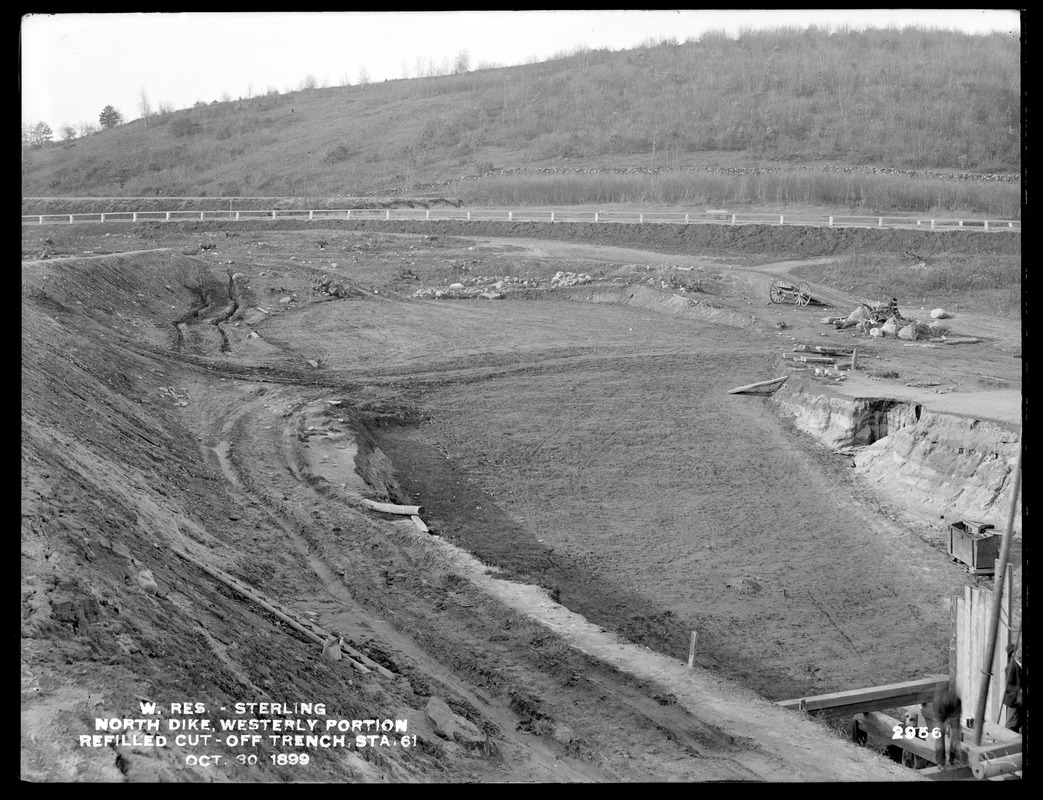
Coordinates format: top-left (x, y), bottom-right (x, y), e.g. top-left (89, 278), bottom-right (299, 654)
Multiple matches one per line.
top-left (773, 380), bottom-right (1021, 535)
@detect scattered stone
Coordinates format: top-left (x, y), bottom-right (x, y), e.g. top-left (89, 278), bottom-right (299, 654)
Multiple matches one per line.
top-left (321, 635), bottom-right (342, 662)
top-left (931, 308), bottom-right (954, 319)
top-left (279, 296), bottom-right (292, 304)
top-left (425, 697), bottom-right (486, 745)
top-left (135, 569), bottom-right (160, 595)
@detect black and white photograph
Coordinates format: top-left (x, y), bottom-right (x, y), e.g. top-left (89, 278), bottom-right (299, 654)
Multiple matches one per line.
top-left (21, 10), bottom-right (1023, 783)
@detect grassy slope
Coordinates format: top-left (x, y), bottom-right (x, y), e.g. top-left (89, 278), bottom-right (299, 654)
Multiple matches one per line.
top-left (22, 26), bottom-right (1020, 214)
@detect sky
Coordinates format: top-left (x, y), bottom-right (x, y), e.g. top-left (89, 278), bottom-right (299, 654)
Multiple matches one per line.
top-left (21, 10), bottom-right (1021, 133)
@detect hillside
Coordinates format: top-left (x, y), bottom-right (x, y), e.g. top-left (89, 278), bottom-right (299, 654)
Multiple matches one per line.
top-left (22, 27), bottom-right (1021, 215)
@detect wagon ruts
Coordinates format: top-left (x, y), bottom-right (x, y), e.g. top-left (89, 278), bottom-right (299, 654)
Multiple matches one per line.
top-left (769, 279), bottom-right (814, 306)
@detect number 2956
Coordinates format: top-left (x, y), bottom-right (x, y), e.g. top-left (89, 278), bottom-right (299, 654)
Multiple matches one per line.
top-left (892, 726), bottom-right (942, 740)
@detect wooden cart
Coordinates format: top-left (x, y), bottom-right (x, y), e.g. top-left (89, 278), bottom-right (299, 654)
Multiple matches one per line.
top-left (769, 279), bottom-right (814, 306)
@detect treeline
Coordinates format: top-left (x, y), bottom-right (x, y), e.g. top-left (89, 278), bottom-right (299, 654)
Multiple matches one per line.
top-left (450, 169), bottom-right (1021, 218)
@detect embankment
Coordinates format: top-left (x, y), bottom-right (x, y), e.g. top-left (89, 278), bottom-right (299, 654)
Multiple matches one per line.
top-left (773, 379), bottom-right (1021, 535)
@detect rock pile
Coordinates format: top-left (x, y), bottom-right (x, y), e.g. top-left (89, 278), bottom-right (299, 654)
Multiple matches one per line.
top-left (550, 271), bottom-right (593, 287)
top-left (312, 275), bottom-right (352, 298)
top-left (823, 298), bottom-right (947, 341)
top-left (412, 274), bottom-right (538, 300)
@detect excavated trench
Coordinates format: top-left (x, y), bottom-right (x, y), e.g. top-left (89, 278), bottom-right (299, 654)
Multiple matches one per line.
top-left (772, 380), bottom-right (1021, 536)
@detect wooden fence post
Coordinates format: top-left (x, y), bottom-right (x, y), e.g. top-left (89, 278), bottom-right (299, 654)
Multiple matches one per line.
top-left (166, 212), bottom-right (171, 221)
top-left (133, 213), bottom-right (137, 222)
top-left (550, 211), bottom-right (555, 222)
top-left (688, 631), bottom-right (698, 668)
top-left (731, 214), bottom-right (736, 225)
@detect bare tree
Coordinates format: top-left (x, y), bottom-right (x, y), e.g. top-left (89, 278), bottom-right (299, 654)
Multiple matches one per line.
top-left (139, 86), bottom-right (153, 127)
top-left (358, 66), bottom-right (370, 90)
top-left (58, 123), bottom-right (78, 142)
top-left (454, 49), bottom-right (471, 74)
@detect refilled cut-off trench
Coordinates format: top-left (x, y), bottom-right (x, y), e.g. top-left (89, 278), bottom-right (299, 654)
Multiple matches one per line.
top-left (292, 292), bottom-right (986, 705)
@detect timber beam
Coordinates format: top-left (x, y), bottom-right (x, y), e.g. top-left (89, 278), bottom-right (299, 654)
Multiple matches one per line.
top-left (776, 675), bottom-right (948, 715)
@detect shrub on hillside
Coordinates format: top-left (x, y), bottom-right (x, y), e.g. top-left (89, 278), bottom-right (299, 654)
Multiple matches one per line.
top-left (323, 143), bottom-right (354, 165)
top-left (169, 116), bottom-right (200, 138)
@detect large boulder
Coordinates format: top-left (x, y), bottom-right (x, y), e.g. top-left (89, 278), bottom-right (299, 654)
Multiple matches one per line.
top-left (897, 324), bottom-right (919, 340)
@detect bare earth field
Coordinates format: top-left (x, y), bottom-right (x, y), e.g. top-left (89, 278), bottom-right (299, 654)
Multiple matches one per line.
top-left (21, 220), bottom-right (1021, 782)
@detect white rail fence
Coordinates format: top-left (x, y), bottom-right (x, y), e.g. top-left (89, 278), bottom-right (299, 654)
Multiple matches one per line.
top-left (21, 208), bottom-right (1021, 232)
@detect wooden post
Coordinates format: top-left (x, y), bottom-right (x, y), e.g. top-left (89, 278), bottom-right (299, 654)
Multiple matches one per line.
top-left (200, 211), bottom-right (204, 220)
top-left (39, 215), bottom-right (44, 224)
top-left (235, 211), bottom-right (240, 220)
top-left (984, 221), bottom-right (989, 231)
top-left (100, 214), bottom-right (105, 222)
top-left (878, 217), bottom-right (884, 227)
top-left (731, 214), bottom-right (736, 225)
top-left (550, 211), bottom-right (555, 222)
top-left (386, 209), bottom-right (391, 220)
top-left (850, 349), bottom-right (858, 371)
top-left (688, 631), bottom-right (698, 668)
top-left (69, 214), bottom-right (74, 223)
top-left (425, 210), bottom-right (430, 220)
top-left (309, 210), bottom-right (314, 220)
top-left (166, 211), bottom-right (171, 221)
top-left (594, 212), bottom-right (599, 222)
top-left (639, 213), bottom-right (644, 224)
top-left (949, 595), bottom-right (959, 687)
top-left (133, 213), bottom-right (138, 222)
top-left (466, 211), bottom-right (471, 221)
top-left (829, 216), bottom-right (833, 226)
top-left (684, 213), bottom-right (689, 223)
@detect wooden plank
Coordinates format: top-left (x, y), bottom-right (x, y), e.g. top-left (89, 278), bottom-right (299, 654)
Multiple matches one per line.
top-left (776, 675), bottom-right (948, 713)
top-left (727, 376), bottom-right (788, 395)
top-left (956, 588), bottom-right (971, 722)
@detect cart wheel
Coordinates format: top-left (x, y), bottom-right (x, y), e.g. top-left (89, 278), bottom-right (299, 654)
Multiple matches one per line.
top-left (796, 282), bottom-right (812, 306)
top-left (769, 280), bottom-right (785, 304)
